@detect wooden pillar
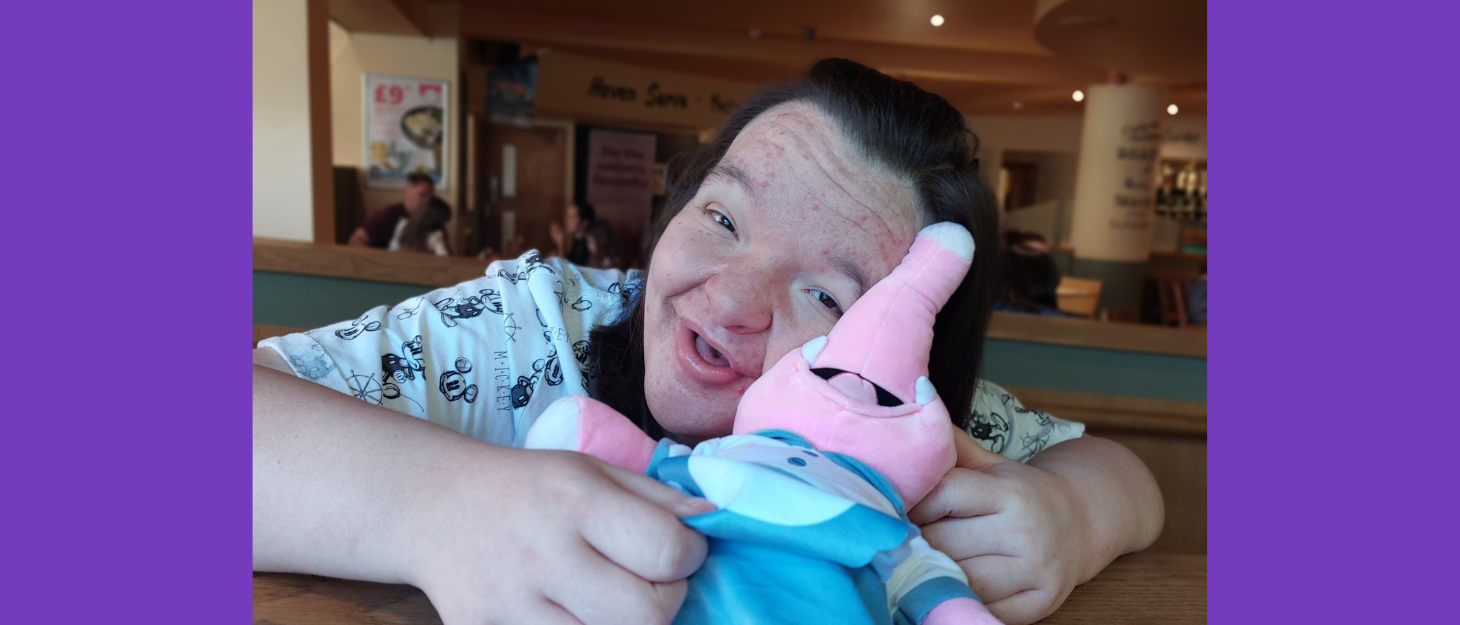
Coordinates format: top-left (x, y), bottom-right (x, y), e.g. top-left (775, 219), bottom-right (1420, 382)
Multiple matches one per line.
top-left (306, 0), bottom-right (334, 243)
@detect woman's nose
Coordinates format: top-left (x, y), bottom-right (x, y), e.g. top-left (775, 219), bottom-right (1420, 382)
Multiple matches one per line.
top-left (703, 263), bottom-right (774, 335)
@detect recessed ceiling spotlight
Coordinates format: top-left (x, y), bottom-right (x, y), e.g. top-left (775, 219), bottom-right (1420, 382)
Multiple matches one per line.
top-left (931, 15), bottom-right (945, 27)
top-left (1013, 101), bottom-right (1023, 110)
top-left (1072, 90), bottom-right (1084, 102)
top-left (1167, 104), bottom-right (1179, 115)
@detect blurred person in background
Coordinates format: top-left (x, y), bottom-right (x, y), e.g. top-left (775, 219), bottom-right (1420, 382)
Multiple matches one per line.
top-left (348, 172), bottom-right (441, 251)
top-left (583, 218), bottom-right (621, 269)
top-left (1188, 262), bottom-right (1207, 324)
top-left (995, 230), bottom-right (1068, 316)
top-left (388, 197), bottom-right (452, 256)
top-left (551, 202), bottom-right (621, 268)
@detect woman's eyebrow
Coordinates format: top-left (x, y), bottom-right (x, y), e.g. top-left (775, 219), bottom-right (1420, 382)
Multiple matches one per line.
top-left (829, 256), bottom-right (870, 296)
top-left (707, 164), bottom-right (762, 205)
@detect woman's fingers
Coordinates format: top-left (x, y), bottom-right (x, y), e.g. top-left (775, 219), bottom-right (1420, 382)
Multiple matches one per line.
top-left (952, 425), bottom-right (1008, 472)
top-left (953, 553), bottom-right (1043, 606)
top-left (601, 463), bottom-right (717, 518)
top-left (549, 545), bottom-right (688, 625)
top-left (917, 513), bottom-right (1013, 562)
top-left (984, 588), bottom-right (1063, 625)
top-left (576, 463), bottom-right (711, 583)
top-left (530, 598), bottom-right (588, 625)
top-left (908, 467), bottom-right (1005, 524)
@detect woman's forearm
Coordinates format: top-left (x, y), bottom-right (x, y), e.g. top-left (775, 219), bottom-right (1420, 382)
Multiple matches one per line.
top-left (252, 363), bottom-right (495, 584)
top-left (1028, 436), bottom-right (1164, 581)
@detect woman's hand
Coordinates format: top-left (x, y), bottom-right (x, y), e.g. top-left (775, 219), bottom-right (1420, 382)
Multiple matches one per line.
top-left (908, 429), bottom-right (1163, 625)
top-left (549, 221), bottom-right (565, 255)
top-left (253, 363), bottom-right (712, 625)
top-left (416, 449), bottom-right (714, 625)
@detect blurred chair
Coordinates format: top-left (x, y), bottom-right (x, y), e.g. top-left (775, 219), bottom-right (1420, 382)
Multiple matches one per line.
top-left (333, 166), bottom-right (365, 245)
top-left (1155, 279), bottom-right (1188, 327)
top-left (1056, 276), bottom-right (1103, 317)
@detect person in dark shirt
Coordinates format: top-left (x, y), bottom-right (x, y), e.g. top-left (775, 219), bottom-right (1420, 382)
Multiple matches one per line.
top-left (347, 172), bottom-right (437, 249)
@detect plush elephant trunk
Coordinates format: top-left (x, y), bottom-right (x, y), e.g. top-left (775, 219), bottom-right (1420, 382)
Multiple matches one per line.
top-left (733, 223), bottom-right (976, 507)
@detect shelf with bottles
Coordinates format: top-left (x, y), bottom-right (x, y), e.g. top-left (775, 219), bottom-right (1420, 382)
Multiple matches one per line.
top-left (1154, 159), bottom-right (1206, 225)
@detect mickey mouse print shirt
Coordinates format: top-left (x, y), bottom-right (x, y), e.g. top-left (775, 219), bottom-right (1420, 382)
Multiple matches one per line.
top-left (260, 251), bottom-right (639, 448)
top-left (260, 251), bottom-right (1083, 457)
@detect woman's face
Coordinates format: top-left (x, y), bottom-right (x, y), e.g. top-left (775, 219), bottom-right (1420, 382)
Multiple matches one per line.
top-left (643, 102), bottom-right (923, 442)
top-left (565, 205), bottom-right (581, 233)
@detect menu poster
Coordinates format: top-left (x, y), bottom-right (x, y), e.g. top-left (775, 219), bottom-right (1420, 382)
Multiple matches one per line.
top-left (364, 74), bottom-right (449, 190)
top-left (585, 130), bottom-right (656, 212)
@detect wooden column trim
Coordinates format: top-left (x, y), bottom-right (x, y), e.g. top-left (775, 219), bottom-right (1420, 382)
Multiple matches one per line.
top-left (307, 0), bottom-right (335, 244)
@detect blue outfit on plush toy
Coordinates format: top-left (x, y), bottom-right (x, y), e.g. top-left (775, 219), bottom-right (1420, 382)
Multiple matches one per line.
top-left (645, 429), bottom-right (980, 625)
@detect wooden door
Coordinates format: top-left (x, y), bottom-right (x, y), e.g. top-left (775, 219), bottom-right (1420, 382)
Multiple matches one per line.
top-left (484, 124), bottom-right (567, 257)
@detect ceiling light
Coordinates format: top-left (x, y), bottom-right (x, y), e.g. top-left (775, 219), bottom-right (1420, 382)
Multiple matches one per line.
top-left (1072, 90), bottom-right (1084, 102)
top-left (931, 15), bottom-right (945, 27)
top-left (1167, 104), bottom-right (1179, 115)
top-left (1013, 101), bottom-right (1023, 110)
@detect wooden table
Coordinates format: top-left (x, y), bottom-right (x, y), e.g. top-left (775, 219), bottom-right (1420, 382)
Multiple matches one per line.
top-left (253, 552), bottom-right (1205, 624)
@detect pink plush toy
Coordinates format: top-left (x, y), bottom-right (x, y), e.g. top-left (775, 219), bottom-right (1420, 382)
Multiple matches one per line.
top-left (526, 223), bottom-right (1002, 625)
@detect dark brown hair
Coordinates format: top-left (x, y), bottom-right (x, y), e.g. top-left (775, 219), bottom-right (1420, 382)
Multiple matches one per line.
top-left (590, 58), bottom-right (998, 435)
top-left (396, 197), bottom-right (452, 254)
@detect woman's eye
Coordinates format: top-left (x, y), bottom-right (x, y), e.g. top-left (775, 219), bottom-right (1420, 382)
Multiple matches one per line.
top-left (707, 208), bottom-right (736, 233)
top-left (807, 289), bottom-right (842, 314)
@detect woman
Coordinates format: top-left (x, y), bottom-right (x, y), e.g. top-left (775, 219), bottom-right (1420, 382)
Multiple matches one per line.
top-left (253, 59), bottom-right (1162, 625)
top-left (550, 202), bottom-right (597, 266)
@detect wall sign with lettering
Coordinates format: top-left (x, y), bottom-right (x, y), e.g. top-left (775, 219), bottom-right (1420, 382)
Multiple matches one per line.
top-left (536, 52), bottom-right (753, 129)
top-left (586, 130), bottom-right (657, 213)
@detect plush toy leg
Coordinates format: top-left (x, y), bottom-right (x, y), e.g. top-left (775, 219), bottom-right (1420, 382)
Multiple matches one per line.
top-left (523, 395), bottom-right (659, 474)
top-left (922, 597), bottom-right (1005, 625)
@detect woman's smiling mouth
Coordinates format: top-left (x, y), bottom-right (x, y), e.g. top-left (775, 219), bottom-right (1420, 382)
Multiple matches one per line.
top-left (674, 321), bottom-right (753, 387)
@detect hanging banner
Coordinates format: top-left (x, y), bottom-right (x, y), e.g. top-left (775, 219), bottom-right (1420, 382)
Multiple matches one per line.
top-left (364, 74), bottom-right (450, 190)
top-left (488, 56), bottom-right (538, 127)
top-left (586, 130), bottom-right (656, 212)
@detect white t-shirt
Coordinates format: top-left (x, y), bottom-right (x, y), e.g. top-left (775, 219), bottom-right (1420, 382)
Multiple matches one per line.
top-left (260, 251), bottom-right (1082, 458)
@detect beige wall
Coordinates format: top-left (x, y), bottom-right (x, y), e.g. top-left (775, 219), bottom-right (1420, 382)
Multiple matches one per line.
top-left (330, 22), bottom-right (460, 218)
top-left (253, 0), bottom-right (315, 241)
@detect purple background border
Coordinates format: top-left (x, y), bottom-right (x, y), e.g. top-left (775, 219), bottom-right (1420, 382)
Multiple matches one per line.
top-left (4, 0), bottom-right (253, 622)
top-left (5, 0), bottom-right (1457, 622)
top-left (1210, 0), bottom-right (1458, 622)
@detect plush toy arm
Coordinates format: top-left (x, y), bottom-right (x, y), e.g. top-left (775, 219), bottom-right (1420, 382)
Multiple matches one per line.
top-left (887, 536), bottom-right (1005, 625)
top-left (523, 395), bottom-right (659, 474)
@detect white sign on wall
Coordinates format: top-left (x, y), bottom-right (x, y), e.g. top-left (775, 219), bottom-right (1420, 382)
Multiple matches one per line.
top-left (364, 74), bottom-right (450, 190)
top-left (585, 130), bottom-right (656, 212)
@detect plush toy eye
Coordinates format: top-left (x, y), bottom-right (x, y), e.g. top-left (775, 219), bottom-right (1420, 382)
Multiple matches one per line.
top-left (807, 289), bottom-right (842, 314)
